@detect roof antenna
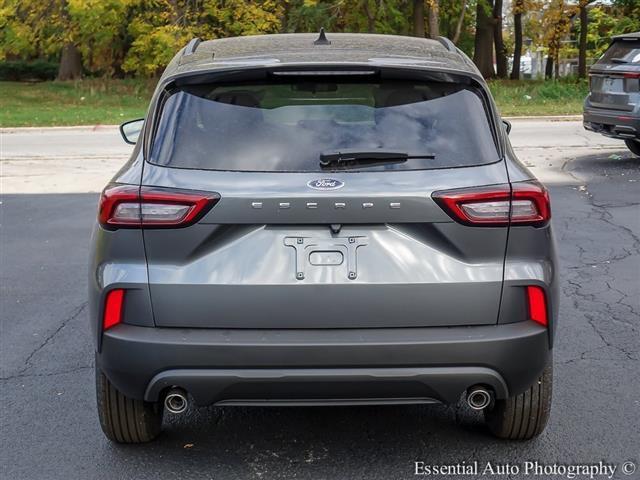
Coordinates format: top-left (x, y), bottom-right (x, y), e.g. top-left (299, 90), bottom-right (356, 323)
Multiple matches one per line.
top-left (314, 27), bottom-right (331, 46)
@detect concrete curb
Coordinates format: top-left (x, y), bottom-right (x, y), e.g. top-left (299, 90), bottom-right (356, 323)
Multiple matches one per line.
top-left (504, 115), bottom-right (582, 121)
top-left (1, 115), bottom-right (584, 133)
top-left (0, 125), bottom-right (120, 134)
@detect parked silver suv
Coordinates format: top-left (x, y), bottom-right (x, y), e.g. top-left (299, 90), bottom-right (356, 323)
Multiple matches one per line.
top-left (584, 32), bottom-right (640, 156)
top-left (90, 33), bottom-right (558, 443)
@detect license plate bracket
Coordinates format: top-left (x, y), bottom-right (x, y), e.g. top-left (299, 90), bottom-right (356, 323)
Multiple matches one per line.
top-left (284, 236), bottom-right (368, 280)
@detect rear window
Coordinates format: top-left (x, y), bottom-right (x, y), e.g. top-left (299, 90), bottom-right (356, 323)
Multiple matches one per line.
top-left (149, 79), bottom-right (499, 172)
top-left (597, 39), bottom-right (640, 65)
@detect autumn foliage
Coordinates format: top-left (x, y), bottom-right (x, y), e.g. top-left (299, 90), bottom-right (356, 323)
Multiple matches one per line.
top-left (0, 0), bottom-right (638, 80)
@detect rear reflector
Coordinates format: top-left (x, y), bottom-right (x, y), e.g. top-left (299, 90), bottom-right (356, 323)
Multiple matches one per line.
top-left (432, 181), bottom-right (550, 227)
top-left (99, 184), bottom-right (220, 228)
top-left (526, 286), bottom-right (548, 327)
top-left (103, 289), bottom-right (125, 331)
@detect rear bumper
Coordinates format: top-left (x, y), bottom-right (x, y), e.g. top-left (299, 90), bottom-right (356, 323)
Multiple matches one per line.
top-left (97, 321), bottom-right (550, 406)
top-left (583, 106), bottom-right (640, 140)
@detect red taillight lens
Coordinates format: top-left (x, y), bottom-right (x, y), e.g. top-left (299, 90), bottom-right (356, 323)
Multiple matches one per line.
top-left (98, 184), bottom-right (219, 228)
top-left (98, 185), bottom-right (139, 226)
top-left (511, 182), bottom-right (550, 226)
top-left (432, 181), bottom-right (550, 227)
top-left (103, 289), bottom-right (125, 331)
top-left (526, 286), bottom-right (548, 327)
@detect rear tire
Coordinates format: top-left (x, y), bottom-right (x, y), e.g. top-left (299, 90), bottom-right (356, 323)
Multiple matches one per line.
top-left (625, 139), bottom-right (640, 157)
top-left (484, 362), bottom-right (552, 440)
top-left (96, 366), bottom-right (162, 443)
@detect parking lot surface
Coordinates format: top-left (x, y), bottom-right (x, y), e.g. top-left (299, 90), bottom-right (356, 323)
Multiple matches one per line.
top-left (1, 121), bottom-right (639, 479)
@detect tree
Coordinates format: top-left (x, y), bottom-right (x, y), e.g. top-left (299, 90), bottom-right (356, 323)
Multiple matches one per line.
top-left (474, 0), bottom-right (496, 78)
top-left (413, 0), bottom-right (426, 37)
top-left (427, 0), bottom-right (440, 38)
top-left (282, 0), bottom-right (339, 32)
top-left (122, 0), bottom-right (284, 76)
top-left (0, 0), bottom-right (68, 63)
top-left (3, 0), bottom-right (636, 81)
top-left (577, 0), bottom-right (593, 79)
top-left (437, 0), bottom-right (472, 52)
top-left (363, 0), bottom-right (377, 32)
top-left (542, 0), bottom-right (575, 79)
top-left (67, 0), bottom-right (130, 77)
top-left (493, 0), bottom-right (507, 78)
top-left (510, 0), bottom-right (524, 79)
top-left (452, 0), bottom-right (468, 44)
top-left (57, 43), bottom-right (82, 80)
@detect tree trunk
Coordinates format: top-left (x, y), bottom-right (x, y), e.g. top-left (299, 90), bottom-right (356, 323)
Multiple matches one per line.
top-left (57, 43), bottom-right (82, 81)
top-left (428, 1), bottom-right (440, 38)
top-left (452, 0), bottom-right (468, 44)
top-left (545, 56), bottom-right (554, 79)
top-left (473, 0), bottom-right (495, 78)
top-left (578, 4), bottom-right (588, 78)
top-left (363, 0), bottom-right (376, 33)
top-left (413, 0), bottom-right (425, 37)
top-left (493, 0), bottom-right (508, 78)
top-left (510, 10), bottom-right (523, 79)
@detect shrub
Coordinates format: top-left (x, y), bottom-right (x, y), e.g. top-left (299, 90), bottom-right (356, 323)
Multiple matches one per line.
top-left (0, 60), bottom-right (59, 81)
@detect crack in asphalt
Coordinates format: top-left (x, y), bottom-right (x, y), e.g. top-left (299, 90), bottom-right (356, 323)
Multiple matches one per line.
top-left (13, 301), bottom-right (88, 377)
top-left (557, 156), bottom-right (640, 365)
top-left (0, 365), bottom-right (93, 382)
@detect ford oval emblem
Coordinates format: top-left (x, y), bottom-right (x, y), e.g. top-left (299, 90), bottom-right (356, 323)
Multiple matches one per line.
top-left (307, 178), bottom-right (344, 191)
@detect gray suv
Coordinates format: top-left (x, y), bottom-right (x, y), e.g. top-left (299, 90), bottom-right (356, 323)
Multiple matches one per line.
top-left (90, 33), bottom-right (557, 443)
top-left (584, 32), bottom-right (640, 156)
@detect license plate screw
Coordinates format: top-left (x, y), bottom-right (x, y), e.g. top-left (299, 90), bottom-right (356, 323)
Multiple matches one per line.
top-left (297, 238), bottom-right (304, 244)
top-left (296, 272), bottom-right (305, 280)
top-left (349, 237), bottom-right (355, 243)
top-left (348, 271), bottom-right (357, 279)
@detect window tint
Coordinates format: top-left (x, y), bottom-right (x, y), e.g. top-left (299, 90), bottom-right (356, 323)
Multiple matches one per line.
top-left (597, 40), bottom-right (640, 65)
top-left (150, 80), bottom-right (499, 171)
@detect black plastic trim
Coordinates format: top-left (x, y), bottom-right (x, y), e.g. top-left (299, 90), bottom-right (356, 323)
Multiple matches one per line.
top-left (98, 321), bottom-right (551, 405)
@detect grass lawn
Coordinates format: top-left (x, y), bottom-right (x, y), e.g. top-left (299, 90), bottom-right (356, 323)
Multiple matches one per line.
top-left (0, 78), bottom-right (589, 127)
top-left (0, 79), bottom-right (154, 127)
top-left (488, 79), bottom-right (589, 117)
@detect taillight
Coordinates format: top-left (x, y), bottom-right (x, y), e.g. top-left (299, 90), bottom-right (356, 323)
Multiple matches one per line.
top-left (98, 184), bottom-right (219, 228)
top-left (103, 289), bottom-right (125, 331)
top-left (623, 72), bottom-right (640, 92)
top-left (432, 181), bottom-right (550, 227)
top-left (526, 286), bottom-right (548, 327)
top-left (511, 182), bottom-right (550, 226)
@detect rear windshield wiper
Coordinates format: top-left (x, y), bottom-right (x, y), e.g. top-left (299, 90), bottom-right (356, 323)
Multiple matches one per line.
top-left (319, 150), bottom-right (436, 169)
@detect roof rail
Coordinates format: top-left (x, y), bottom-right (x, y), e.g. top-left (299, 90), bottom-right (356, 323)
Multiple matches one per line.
top-left (436, 36), bottom-right (456, 52)
top-left (183, 37), bottom-right (202, 56)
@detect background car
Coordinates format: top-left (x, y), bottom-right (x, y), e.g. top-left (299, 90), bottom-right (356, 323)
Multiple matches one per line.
top-left (583, 32), bottom-right (640, 156)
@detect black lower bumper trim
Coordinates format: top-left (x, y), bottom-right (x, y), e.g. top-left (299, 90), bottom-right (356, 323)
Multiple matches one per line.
top-left (143, 366), bottom-right (509, 405)
top-left (98, 321), bottom-right (550, 406)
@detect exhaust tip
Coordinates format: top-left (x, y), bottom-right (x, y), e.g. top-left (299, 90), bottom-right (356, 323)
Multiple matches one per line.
top-left (164, 388), bottom-right (188, 414)
top-left (467, 387), bottom-right (492, 410)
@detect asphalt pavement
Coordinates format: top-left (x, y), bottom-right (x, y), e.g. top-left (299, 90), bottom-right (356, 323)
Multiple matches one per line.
top-left (1, 121), bottom-right (639, 479)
